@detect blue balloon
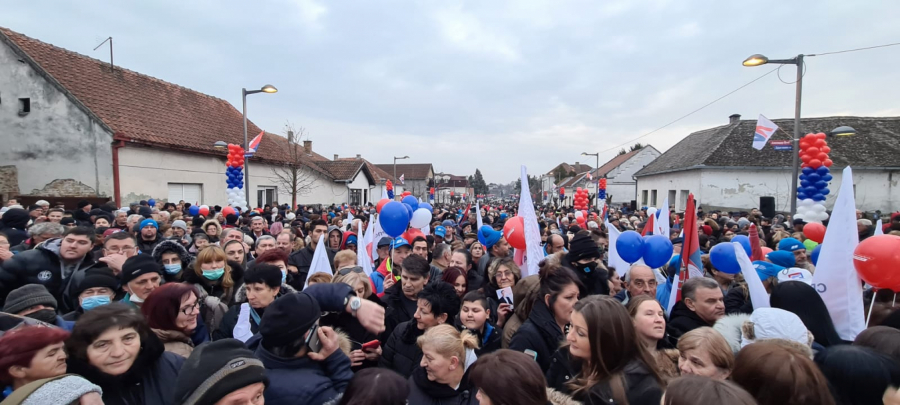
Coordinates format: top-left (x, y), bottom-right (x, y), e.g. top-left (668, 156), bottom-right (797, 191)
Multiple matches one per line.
top-left (616, 231), bottom-right (645, 263)
top-left (732, 235), bottom-right (752, 257)
top-left (802, 167), bottom-right (814, 175)
top-left (380, 201), bottom-right (410, 238)
top-left (798, 192), bottom-right (808, 200)
top-left (820, 188), bottom-right (830, 196)
top-left (813, 194), bottom-right (825, 201)
top-left (807, 173), bottom-right (821, 182)
top-left (710, 243), bottom-right (741, 274)
top-left (817, 166), bottom-right (830, 175)
top-left (401, 196), bottom-right (419, 211)
top-left (148, 199), bottom-right (156, 207)
top-left (799, 174), bottom-right (808, 181)
top-left (189, 205), bottom-right (200, 216)
top-left (642, 235), bottom-right (674, 269)
top-left (800, 180), bottom-right (810, 188)
top-left (811, 244), bottom-right (822, 266)
top-left (805, 186), bottom-right (818, 195)
top-left (403, 203), bottom-right (414, 221)
top-left (419, 202), bottom-right (433, 213)
top-left (822, 174), bottom-right (833, 181)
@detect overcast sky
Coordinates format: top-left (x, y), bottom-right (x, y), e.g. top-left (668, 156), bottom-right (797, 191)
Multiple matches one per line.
top-left (5, 1), bottom-right (898, 183)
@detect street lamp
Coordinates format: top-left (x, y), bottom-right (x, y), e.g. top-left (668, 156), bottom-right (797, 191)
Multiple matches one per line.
top-left (242, 84), bottom-right (278, 208)
top-left (582, 152), bottom-right (599, 206)
top-left (213, 141), bottom-right (228, 150)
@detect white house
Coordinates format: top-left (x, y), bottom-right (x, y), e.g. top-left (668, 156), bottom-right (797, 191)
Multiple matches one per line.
top-left (0, 26), bottom-right (377, 209)
top-left (542, 148), bottom-right (660, 206)
top-left (634, 114), bottom-right (900, 213)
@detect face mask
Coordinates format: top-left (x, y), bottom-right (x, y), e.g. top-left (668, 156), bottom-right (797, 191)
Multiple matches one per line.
top-left (26, 308), bottom-right (58, 324)
top-left (164, 263), bottom-right (182, 274)
top-left (129, 293), bottom-right (145, 304)
top-left (81, 295), bottom-right (111, 311)
top-left (281, 270), bottom-right (287, 285)
top-left (203, 268), bottom-right (225, 280)
top-left (580, 261), bottom-right (598, 274)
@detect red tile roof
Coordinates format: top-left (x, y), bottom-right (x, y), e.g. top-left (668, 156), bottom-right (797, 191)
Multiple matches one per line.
top-left (374, 163), bottom-right (433, 180)
top-left (0, 27), bottom-right (328, 167)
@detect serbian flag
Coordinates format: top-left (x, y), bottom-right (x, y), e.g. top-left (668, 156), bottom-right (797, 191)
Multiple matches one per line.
top-left (246, 131), bottom-right (264, 156)
top-left (666, 193), bottom-right (702, 314)
top-left (399, 174), bottom-right (405, 184)
top-left (752, 115), bottom-right (778, 150)
top-left (641, 214), bottom-right (655, 236)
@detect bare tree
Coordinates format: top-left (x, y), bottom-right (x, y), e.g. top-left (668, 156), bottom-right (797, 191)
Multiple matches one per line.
top-left (270, 123), bottom-right (320, 208)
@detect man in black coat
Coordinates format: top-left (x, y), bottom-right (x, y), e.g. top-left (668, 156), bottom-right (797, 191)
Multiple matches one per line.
top-left (666, 277), bottom-right (725, 345)
top-left (287, 219), bottom-right (334, 286)
top-left (563, 233), bottom-right (609, 297)
top-left (0, 226), bottom-right (98, 313)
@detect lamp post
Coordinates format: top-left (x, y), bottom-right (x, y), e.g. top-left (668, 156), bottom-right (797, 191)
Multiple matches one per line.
top-left (582, 152), bottom-right (599, 207)
top-left (242, 84), bottom-right (277, 208)
top-left (393, 155), bottom-right (409, 199)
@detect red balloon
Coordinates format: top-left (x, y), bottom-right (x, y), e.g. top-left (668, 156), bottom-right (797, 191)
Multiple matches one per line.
top-left (576, 187), bottom-right (582, 192)
top-left (376, 198), bottom-right (390, 213)
top-left (402, 228), bottom-right (424, 243)
top-left (805, 146), bottom-right (820, 156)
top-left (199, 206), bottom-right (210, 216)
top-left (799, 141), bottom-right (811, 150)
top-left (800, 154), bottom-right (812, 163)
top-left (816, 132), bottom-right (827, 140)
top-left (803, 222), bottom-right (826, 243)
top-left (503, 216), bottom-right (526, 249)
top-left (817, 152), bottom-right (829, 161)
top-left (221, 206), bottom-right (236, 217)
top-left (808, 159), bottom-right (822, 168)
top-left (582, 210), bottom-right (588, 219)
top-left (853, 235), bottom-right (900, 290)
top-left (821, 146), bottom-right (831, 154)
top-left (824, 159), bottom-right (833, 167)
top-left (801, 163), bottom-right (810, 168)
top-left (560, 187), bottom-right (565, 194)
top-left (402, 191), bottom-right (412, 197)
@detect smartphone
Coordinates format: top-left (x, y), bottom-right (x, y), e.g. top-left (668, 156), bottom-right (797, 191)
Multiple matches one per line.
top-left (306, 324), bottom-right (322, 353)
top-left (524, 349), bottom-right (538, 362)
top-left (361, 340), bottom-right (381, 351)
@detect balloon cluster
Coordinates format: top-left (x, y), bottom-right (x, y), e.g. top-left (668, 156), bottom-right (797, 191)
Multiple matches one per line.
top-left (225, 144), bottom-right (247, 210)
top-left (559, 187), bottom-right (565, 201)
top-left (573, 187), bottom-right (590, 210)
top-left (574, 210), bottom-right (588, 228)
top-left (709, 236), bottom-right (752, 274)
top-left (598, 178), bottom-right (607, 201)
top-left (429, 187), bottom-right (435, 201)
top-left (854, 235), bottom-right (900, 291)
top-left (796, 133), bottom-right (833, 223)
top-left (615, 231), bottom-right (674, 268)
top-left (386, 180), bottom-right (394, 200)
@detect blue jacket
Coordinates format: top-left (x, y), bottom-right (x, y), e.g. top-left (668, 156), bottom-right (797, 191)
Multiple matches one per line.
top-left (256, 345), bottom-right (353, 405)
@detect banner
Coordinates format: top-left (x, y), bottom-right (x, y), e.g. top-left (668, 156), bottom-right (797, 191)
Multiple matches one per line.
top-left (517, 165), bottom-right (543, 278)
top-left (753, 114), bottom-right (778, 150)
top-left (304, 231), bottom-right (332, 289)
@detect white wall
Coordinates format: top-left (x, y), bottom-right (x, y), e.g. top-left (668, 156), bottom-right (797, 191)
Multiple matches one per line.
top-left (607, 147), bottom-right (662, 205)
top-left (0, 40), bottom-right (114, 197)
top-left (637, 168), bottom-right (900, 213)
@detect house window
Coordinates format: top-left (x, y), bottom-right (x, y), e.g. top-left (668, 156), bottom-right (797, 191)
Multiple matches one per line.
top-left (679, 190), bottom-right (689, 211)
top-left (349, 189), bottom-right (362, 206)
top-left (650, 190), bottom-right (657, 207)
top-left (168, 183), bottom-right (202, 205)
top-left (667, 190), bottom-right (676, 208)
top-left (641, 190), bottom-right (648, 206)
top-left (18, 98), bottom-right (30, 116)
top-left (257, 187), bottom-right (277, 208)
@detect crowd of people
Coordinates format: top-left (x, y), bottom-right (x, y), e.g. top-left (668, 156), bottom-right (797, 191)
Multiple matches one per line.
top-left (0, 197), bottom-right (898, 404)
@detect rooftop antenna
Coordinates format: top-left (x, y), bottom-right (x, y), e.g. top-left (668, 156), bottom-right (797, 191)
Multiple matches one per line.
top-left (93, 37), bottom-right (113, 69)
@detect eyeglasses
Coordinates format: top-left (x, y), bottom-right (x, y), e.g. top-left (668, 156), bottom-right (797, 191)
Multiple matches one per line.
top-left (105, 246), bottom-right (137, 254)
top-left (181, 302), bottom-right (200, 316)
top-left (338, 266), bottom-right (365, 276)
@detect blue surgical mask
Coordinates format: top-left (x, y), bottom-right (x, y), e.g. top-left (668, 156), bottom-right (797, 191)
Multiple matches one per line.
top-left (202, 268), bottom-right (225, 280)
top-left (81, 295), bottom-right (111, 311)
top-left (281, 270), bottom-right (287, 285)
top-left (163, 264), bottom-right (182, 274)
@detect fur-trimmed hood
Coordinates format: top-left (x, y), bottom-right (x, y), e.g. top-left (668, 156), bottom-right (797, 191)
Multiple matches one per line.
top-left (201, 219), bottom-right (222, 236)
top-left (547, 388), bottom-right (582, 405)
top-left (713, 313), bottom-right (750, 356)
top-left (233, 282), bottom-right (298, 304)
top-left (151, 239), bottom-right (192, 267)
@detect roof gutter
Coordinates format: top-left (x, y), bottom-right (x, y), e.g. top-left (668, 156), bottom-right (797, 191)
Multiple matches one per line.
top-left (636, 165), bottom-right (900, 178)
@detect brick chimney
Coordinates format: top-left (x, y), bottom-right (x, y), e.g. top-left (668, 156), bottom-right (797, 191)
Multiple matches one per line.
top-left (302, 140), bottom-right (312, 154)
top-left (729, 114), bottom-right (741, 124)
top-left (356, 154), bottom-right (362, 159)
top-left (334, 154), bottom-right (339, 161)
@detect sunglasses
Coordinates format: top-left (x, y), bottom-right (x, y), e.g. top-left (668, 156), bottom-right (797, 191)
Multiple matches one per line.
top-left (338, 266), bottom-right (365, 276)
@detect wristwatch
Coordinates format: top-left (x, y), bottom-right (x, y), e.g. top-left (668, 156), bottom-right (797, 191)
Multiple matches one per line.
top-left (345, 295), bottom-right (361, 316)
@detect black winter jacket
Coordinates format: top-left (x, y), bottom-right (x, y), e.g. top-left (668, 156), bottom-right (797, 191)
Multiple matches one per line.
top-left (406, 366), bottom-right (479, 405)
top-left (256, 343), bottom-right (353, 405)
top-left (181, 260), bottom-right (245, 307)
top-left (0, 238), bottom-right (98, 313)
top-left (562, 259), bottom-right (609, 297)
top-left (381, 282), bottom-right (417, 340)
top-left (508, 299), bottom-right (564, 373)
top-left (724, 285), bottom-right (753, 315)
top-left (66, 331), bottom-right (185, 405)
top-left (665, 301), bottom-right (712, 345)
top-left (379, 319), bottom-right (425, 378)
top-left (573, 360), bottom-right (663, 405)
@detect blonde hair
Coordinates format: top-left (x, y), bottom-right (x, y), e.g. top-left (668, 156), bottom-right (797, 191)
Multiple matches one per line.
top-left (416, 324), bottom-right (479, 363)
top-left (677, 327), bottom-right (734, 372)
top-left (193, 245), bottom-right (235, 289)
top-left (333, 250), bottom-right (357, 271)
top-left (307, 272), bottom-right (333, 285)
top-left (469, 241), bottom-right (484, 253)
top-left (487, 257), bottom-right (521, 286)
top-left (333, 271), bottom-right (372, 298)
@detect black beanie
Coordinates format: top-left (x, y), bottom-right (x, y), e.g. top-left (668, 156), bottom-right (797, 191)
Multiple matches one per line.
top-left (77, 200), bottom-right (91, 209)
top-left (2, 284), bottom-right (57, 314)
top-left (138, 206), bottom-right (153, 219)
top-left (226, 214), bottom-right (238, 225)
top-left (192, 216), bottom-right (206, 227)
top-left (120, 254), bottom-right (162, 285)
top-left (259, 293), bottom-right (321, 347)
top-left (76, 268), bottom-right (119, 296)
top-left (565, 233), bottom-right (601, 263)
top-left (174, 339), bottom-right (268, 405)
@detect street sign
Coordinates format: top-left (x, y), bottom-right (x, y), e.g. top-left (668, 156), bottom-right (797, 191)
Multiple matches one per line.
top-left (770, 140), bottom-right (792, 151)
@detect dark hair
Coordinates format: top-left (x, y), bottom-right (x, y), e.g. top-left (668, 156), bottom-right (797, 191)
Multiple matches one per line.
top-left (568, 296), bottom-right (663, 399)
top-left (452, 249), bottom-right (473, 270)
top-left (254, 248), bottom-right (289, 266)
top-left (469, 350), bottom-right (549, 405)
top-left (537, 260), bottom-right (583, 309)
top-left (66, 303), bottom-right (151, 362)
top-left (193, 233), bottom-right (210, 242)
top-left (104, 230), bottom-right (136, 246)
top-left (338, 368), bottom-right (409, 405)
top-left (769, 281), bottom-right (843, 347)
top-left (462, 290), bottom-right (488, 310)
top-left (854, 326), bottom-right (900, 363)
top-left (411, 236), bottom-right (427, 246)
top-left (814, 345), bottom-right (900, 405)
top-left (141, 283), bottom-right (197, 332)
top-left (663, 375), bottom-right (756, 405)
top-left (441, 267), bottom-right (467, 291)
top-left (732, 341), bottom-right (835, 405)
top-left (64, 226), bottom-right (97, 243)
top-left (681, 277), bottom-right (720, 301)
top-left (244, 264), bottom-right (283, 289)
top-left (417, 281), bottom-right (461, 322)
top-left (309, 219), bottom-right (328, 230)
top-left (401, 254), bottom-right (431, 278)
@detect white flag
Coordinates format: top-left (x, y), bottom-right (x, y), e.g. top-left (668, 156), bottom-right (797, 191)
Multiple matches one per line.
top-left (304, 231), bottom-right (332, 289)
top-left (753, 114), bottom-right (779, 150)
top-left (734, 242), bottom-right (770, 310)
top-left (813, 166), bottom-right (865, 340)
top-left (381, 187), bottom-right (389, 200)
top-left (476, 200), bottom-right (484, 231)
top-left (655, 197), bottom-right (670, 238)
top-left (399, 174), bottom-right (405, 184)
top-left (517, 165), bottom-right (543, 278)
top-left (875, 219), bottom-right (884, 235)
top-left (358, 214), bottom-right (375, 275)
top-left (605, 220), bottom-right (631, 275)
top-left (370, 217), bottom-right (385, 262)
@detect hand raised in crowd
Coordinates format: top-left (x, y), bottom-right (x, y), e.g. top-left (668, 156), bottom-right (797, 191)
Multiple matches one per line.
top-left (307, 326), bottom-right (339, 361)
top-left (350, 299), bottom-right (386, 334)
top-left (0, 248), bottom-right (12, 262)
top-left (496, 303), bottom-right (512, 328)
top-left (383, 275), bottom-right (395, 290)
top-left (98, 253), bottom-right (128, 276)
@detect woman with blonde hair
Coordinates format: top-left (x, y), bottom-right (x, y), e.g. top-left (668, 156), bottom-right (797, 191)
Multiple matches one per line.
top-left (676, 327), bottom-right (734, 379)
top-left (469, 241), bottom-right (485, 263)
top-left (321, 267), bottom-right (386, 371)
top-left (183, 245), bottom-right (243, 333)
top-left (407, 324), bottom-right (480, 404)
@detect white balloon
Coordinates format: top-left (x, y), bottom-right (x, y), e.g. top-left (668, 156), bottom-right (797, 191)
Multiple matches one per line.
top-left (410, 208), bottom-right (433, 228)
top-left (800, 198), bottom-right (816, 207)
top-left (647, 207), bottom-right (657, 216)
top-left (574, 211), bottom-right (584, 218)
